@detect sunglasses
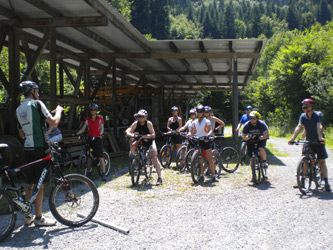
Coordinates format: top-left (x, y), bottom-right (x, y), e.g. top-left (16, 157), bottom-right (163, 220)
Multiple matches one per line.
top-left (302, 106), bottom-right (308, 110)
top-left (137, 115), bottom-right (145, 118)
top-left (197, 111), bottom-right (204, 113)
top-left (91, 109), bottom-right (97, 111)
top-left (250, 117), bottom-right (257, 120)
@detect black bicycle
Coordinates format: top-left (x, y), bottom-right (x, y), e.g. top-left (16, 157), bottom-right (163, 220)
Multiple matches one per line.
top-left (246, 135), bottom-right (267, 184)
top-left (130, 138), bottom-right (154, 186)
top-left (0, 143), bottom-right (99, 242)
top-left (190, 136), bottom-right (221, 184)
top-left (214, 135), bottom-right (240, 174)
top-left (175, 132), bottom-right (196, 172)
top-left (77, 135), bottom-right (111, 177)
top-left (158, 131), bottom-right (178, 168)
top-left (292, 139), bottom-right (323, 195)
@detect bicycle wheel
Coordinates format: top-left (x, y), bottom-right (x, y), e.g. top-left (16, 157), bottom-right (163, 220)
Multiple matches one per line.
top-left (250, 156), bottom-right (261, 184)
top-left (128, 151), bottom-right (133, 175)
top-left (97, 152), bottom-right (111, 177)
top-left (77, 151), bottom-right (88, 176)
top-left (60, 149), bottom-right (73, 170)
top-left (0, 191), bottom-right (17, 242)
top-left (145, 157), bottom-right (153, 179)
top-left (175, 145), bottom-right (187, 170)
top-left (314, 164), bottom-right (323, 188)
top-left (212, 149), bottom-right (221, 177)
top-left (130, 155), bottom-right (141, 186)
top-left (240, 143), bottom-right (247, 165)
top-left (220, 147), bottom-right (240, 173)
top-left (296, 157), bottom-right (311, 195)
top-left (159, 145), bottom-right (171, 168)
top-left (190, 150), bottom-right (201, 184)
top-left (184, 148), bottom-right (195, 172)
top-left (49, 174), bottom-right (99, 227)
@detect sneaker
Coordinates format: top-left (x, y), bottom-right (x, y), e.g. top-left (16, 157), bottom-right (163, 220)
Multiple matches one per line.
top-left (34, 217), bottom-right (56, 227)
top-left (263, 162), bottom-right (269, 169)
top-left (212, 175), bottom-right (219, 182)
top-left (156, 177), bottom-right (163, 186)
top-left (24, 213), bottom-right (34, 225)
top-left (325, 184), bottom-right (331, 192)
top-left (198, 175), bottom-right (205, 182)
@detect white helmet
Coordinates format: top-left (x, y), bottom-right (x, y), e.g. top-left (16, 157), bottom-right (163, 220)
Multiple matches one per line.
top-left (138, 109), bottom-right (148, 117)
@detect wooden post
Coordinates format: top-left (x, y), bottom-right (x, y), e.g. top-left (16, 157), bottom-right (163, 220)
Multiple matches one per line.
top-left (8, 28), bottom-right (20, 136)
top-left (59, 59), bottom-right (64, 98)
top-left (49, 26), bottom-right (57, 109)
top-left (232, 56), bottom-right (239, 141)
top-left (85, 58), bottom-right (90, 99)
top-left (112, 58), bottom-right (117, 138)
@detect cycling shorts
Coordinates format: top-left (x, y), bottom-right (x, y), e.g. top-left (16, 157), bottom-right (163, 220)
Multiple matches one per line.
top-left (310, 143), bottom-right (328, 159)
top-left (88, 137), bottom-right (104, 158)
top-left (24, 147), bottom-right (50, 185)
top-left (171, 134), bottom-right (183, 145)
top-left (247, 140), bottom-right (266, 157)
top-left (199, 141), bottom-right (212, 150)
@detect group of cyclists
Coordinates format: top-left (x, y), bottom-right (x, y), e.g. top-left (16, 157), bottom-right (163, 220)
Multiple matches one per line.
top-left (13, 80), bottom-right (331, 229)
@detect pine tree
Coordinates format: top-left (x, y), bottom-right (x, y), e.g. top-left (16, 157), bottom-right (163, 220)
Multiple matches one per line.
top-left (223, 0), bottom-right (236, 38)
top-left (317, 0), bottom-right (332, 25)
top-left (131, 0), bottom-right (151, 34)
top-left (286, 1), bottom-right (299, 30)
top-left (150, 0), bottom-right (170, 39)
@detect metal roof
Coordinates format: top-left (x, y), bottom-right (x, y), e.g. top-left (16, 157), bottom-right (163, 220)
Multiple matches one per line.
top-left (0, 0), bottom-right (266, 98)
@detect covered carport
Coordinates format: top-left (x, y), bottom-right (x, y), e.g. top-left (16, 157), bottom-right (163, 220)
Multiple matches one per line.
top-left (0, 0), bottom-right (266, 144)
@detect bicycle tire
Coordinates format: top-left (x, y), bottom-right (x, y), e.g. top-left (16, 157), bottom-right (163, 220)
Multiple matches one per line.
top-left (128, 151), bottom-right (133, 175)
top-left (212, 149), bottom-right (221, 177)
top-left (314, 164), bottom-right (323, 188)
top-left (97, 152), bottom-right (111, 177)
top-left (190, 150), bottom-right (201, 184)
top-left (131, 155), bottom-right (141, 186)
top-left (0, 190), bottom-right (17, 242)
top-left (251, 156), bottom-right (260, 184)
top-left (175, 145), bottom-right (187, 170)
top-left (296, 157), bottom-right (311, 195)
top-left (184, 148), bottom-right (195, 172)
top-left (240, 143), bottom-right (247, 165)
top-left (77, 151), bottom-right (88, 176)
top-left (49, 173), bottom-right (99, 227)
top-left (159, 145), bottom-right (171, 168)
top-left (220, 147), bottom-right (240, 173)
top-left (145, 155), bottom-right (153, 178)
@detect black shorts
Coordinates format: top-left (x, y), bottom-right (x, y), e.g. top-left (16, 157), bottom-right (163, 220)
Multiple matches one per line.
top-left (88, 137), bottom-right (104, 158)
top-left (199, 141), bottom-right (212, 150)
top-left (171, 134), bottom-right (182, 145)
top-left (24, 147), bottom-right (50, 185)
top-left (247, 140), bottom-right (266, 157)
top-left (310, 143), bottom-right (328, 160)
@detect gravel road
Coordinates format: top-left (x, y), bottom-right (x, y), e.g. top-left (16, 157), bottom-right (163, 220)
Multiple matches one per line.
top-left (2, 136), bottom-right (333, 250)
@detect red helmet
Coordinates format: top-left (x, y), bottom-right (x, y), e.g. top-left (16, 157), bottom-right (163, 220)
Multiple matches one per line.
top-left (302, 98), bottom-right (315, 106)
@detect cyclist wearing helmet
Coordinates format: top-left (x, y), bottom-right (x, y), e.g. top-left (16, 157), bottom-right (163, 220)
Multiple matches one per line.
top-left (242, 111), bottom-right (269, 175)
top-left (179, 109), bottom-right (197, 133)
top-left (288, 98), bottom-right (331, 191)
top-left (167, 106), bottom-right (183, 152)
top-left (203, 106), bottom-right (225, 135)
top-left (73, 103), bottom-right (106, 181)
top-left (126, 109), bottom-right (163, 185)
top-left (188, 105), bottom-right (218, 182)
top-left (236, 105), bottom-right (253, 132)
top-left (16, 81), bottom-right (64, 226)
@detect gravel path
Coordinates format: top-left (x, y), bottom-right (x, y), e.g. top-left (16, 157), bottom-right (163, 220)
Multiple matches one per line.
top-left (2, 137), bottom-right (333, 249)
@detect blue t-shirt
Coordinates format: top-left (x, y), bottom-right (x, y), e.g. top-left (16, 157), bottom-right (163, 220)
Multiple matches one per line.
top-left (242, 120), bottom-right (268, 137)
top-left (239, 114), bottom-right (250, 124)
top-left (299, 111), bottom-right (323, 143)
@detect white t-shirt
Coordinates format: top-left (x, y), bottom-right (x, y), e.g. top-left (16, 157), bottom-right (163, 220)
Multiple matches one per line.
top-left (190, 118), bottom-right (211, 137)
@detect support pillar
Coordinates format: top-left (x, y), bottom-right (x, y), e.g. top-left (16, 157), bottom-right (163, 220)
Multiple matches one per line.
top-left (112, 58), bottom-right (117, 138)
top-left (232, 56), bottom-right (239, 141)
top-left (49, 26), bottom-right (57, 109)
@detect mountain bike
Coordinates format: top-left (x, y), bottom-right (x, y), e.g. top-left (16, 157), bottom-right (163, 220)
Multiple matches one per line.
top-left (130, 138), bottom-right (154, 186)
top-left (58, 147), bottom-right (73, 170)
top-left (175, 132), bottom-right (196, 172)
top-left (246, 135), bottom-right (267, 185)
top-left (190, 136), bottom-right (221, 184)
top-left (214, 135), bottom-right (240, 174)
top-left (240, 141), bottom-right (247, 165)
top-left (158, 131), bottom-right (178, 168)
top-left (77, 135), bottom-right (111, 177)
top-left (292, 139), bottom-right (323, 195)
top-left (0, 143), bottom-right (99, 242)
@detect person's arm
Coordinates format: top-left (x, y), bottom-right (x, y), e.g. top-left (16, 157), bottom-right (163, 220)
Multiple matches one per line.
top-left (288, 123), bottom-right (303, 144)
top-left (179, 123), bottom-right (188, 132)
top-left (213, 116), bottom-right (225, 130)
top-left (18, 128), bottom-right (25, 140)
top-left (74, 123), bottom-right (87, 136)
top-left (45, 105), bottom-right (64, 127)
top-left (235, 123), bottom-right (242, 131)
top-left (318, 122), bottom-right (324, 143)
top-left (207, 124), bottom-right (213, 137)
top-left (167, 118), bottom-right (172, 131)
top-left (260, 130), bottom-right (269, 140)
top-left (177, 117), bottom-right (183, 130)
top-left (146, 121), bottom-right (156, 139)
top-left (126, 122), bottom-right (137, 138)
top-left (99, 122), bottom-right (104, 138)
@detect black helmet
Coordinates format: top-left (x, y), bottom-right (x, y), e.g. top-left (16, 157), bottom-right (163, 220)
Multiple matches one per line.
top-left (88, 103), bottom-right (98, 110)
top-left (19, 81), bottom-right (39, 95)
top-left (196, 105), bottom-right (205, 112)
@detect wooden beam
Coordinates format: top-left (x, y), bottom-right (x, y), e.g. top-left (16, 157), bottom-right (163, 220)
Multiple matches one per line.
top-left (199, 41), bottom-right (216, 84)
top-left (49, 26), bottom-right (57, 109)
top-left (123, 70), bottom-right (251, 76)
top-left (0, 16), bottom-right (107, 28)
top-left (91, 61), bottom-right (113, 100)
top-left (20, 35), bottom-right (40, 85)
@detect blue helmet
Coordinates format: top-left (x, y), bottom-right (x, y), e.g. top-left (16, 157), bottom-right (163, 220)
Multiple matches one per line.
top-left (19, 81), bottom-right (39, 95)
top-left (245, 105), bottom-right (253, 110)
top-left (89, 103), bottom-right (98, 110)
top-left (196, 105), bottom-right (205, 112)
top-left (204, 106), bottom-right (211, 111)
